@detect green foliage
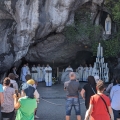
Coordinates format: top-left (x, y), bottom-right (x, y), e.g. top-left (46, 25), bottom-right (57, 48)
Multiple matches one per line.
top-left (92, 39), bottom-right (120, 58)
top-left (105, 0), bottom-right (120, 24)
top-left (63, 6), bottom-right (120, 58)
top-left (63, 20), bottom-right (102, 44)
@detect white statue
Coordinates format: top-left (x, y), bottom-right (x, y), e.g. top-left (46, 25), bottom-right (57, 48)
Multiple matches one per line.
top-left (77, 65), bottom-right (83, 81)
top-left (105, 14), bottom-right (111, 35)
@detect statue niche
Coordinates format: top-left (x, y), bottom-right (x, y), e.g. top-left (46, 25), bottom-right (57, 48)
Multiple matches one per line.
top-left (105, 14), bottom-right (112, 35)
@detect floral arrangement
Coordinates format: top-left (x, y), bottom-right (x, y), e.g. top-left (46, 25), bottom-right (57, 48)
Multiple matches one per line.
top-left (52, 77), bottom-right (56, 84)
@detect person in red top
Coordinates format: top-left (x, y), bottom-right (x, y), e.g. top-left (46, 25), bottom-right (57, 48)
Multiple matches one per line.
top-left (84, 80), bottom-right (114, 120)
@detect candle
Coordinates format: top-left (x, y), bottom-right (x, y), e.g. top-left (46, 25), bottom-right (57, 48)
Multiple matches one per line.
top-left (101, 47), bottom-right (103, 57)
top-left (97, 47), bottom-right (99, 57)
top-left (103, 58), bottom-right (104, 63)
top-left (57, 67), bottom-right (59, 78)
top-left (106, 63), bottom-right (108, 68)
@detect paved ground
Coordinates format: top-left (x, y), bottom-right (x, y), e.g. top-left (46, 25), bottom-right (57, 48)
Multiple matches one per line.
top-left (36, 82), bottom-right (86, 120)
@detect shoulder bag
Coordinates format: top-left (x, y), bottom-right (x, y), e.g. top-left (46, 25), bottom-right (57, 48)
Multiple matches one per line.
top-left (97, 94), bottom-right (111, 118)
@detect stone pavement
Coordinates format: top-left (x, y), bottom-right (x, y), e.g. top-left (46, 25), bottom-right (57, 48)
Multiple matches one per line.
top-left (36, 82), bottom-right (86, 120)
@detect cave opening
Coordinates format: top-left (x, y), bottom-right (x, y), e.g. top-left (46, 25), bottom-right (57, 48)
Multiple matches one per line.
top-left (15, 51), bottom-right (95, 78)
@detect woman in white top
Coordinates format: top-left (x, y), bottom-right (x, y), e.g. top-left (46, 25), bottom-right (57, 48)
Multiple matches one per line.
top-left (8, 73), bottom-right (18, 92)
top-left (1, 77), bottom-right (15, 120)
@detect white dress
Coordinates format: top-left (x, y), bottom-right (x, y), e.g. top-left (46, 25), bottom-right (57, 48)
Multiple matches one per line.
top-left (45, 67), bottom-right (52, 83)
top-left (77, 67), bottom-right (83, 81)
top-left (83, 67), bottom-right (88, 81)
top-left (31, 67), bottom-right (38, 81)
top-left (65, 68), bottom-right (73, 72)
top-left (26, 66), bottom-right (31, 75)
top-left (37, 67), bottom-right (43, 82)
top-left (88, 67), bottom-right (93, 76)
top-left (20, 67), bottom-right (27, 82)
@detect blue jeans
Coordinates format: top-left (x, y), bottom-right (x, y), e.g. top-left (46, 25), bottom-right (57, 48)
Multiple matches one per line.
top-left (113, 109), bottom-right (120, 120)
top-left (66, 97), bottom-right (81, 116)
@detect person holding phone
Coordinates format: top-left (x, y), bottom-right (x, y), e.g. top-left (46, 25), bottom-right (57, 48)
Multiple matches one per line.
top-left (14, 83), bottom-right (37, 120)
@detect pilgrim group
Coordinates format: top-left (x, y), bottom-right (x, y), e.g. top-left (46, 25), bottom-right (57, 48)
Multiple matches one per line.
top-left (20, 63), bottom-right (99, 87)
top-left (65, 64), bottom-right (95, 81)
top-left (20, 63), bottom-right (52, 87)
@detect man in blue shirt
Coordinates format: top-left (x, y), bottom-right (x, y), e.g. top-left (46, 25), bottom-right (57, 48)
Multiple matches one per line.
top-left (110, 76), bottom-right (120, 120)
top-left (0, 84), bottom-right (4, 119)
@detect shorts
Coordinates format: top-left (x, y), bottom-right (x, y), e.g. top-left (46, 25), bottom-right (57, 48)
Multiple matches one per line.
top-left (66, 97), bottom-right (81, 116)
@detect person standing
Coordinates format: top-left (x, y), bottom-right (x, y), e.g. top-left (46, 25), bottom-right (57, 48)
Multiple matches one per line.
top-left (31, 65), bottom-right (38, 81)
top-left (45, 64), bottom-right (52, 87)
top-left (81, 76), bottom-right (96, 109)
top-left (65, 65), bottom-right (73, 72)
top-left (64, 72), bottom-right (81, 120)
top-left (42, 65), bottom-right (45, 81)
top-left (14, 83), bottom-right (37, 120)
top-left (20, 64), bottom-right (27, 83)
top-left (11, 66), bottom-right (19, 79)
top-left (8, 73), bottom-right (18, 92)
top-left (37, 64), bottom-right (43, 82)
top-left (85, 80), bottom-right (114, 120)
top-left (110, 76), bottom-right (120, 120)
top-left (77, 65), bottom-right (83, 81)
top-left (88, 64), bottom-right (93, 76)
top-left (0, 83), bottom-right (4, 119)
top-left (1, 77), bottom-right (15, 120)
top-left (83, 64), bottom-right (88, 81)
top-left (26, 63), bottom-right (31, 75)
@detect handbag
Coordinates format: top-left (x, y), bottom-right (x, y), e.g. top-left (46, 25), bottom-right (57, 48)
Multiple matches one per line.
top-left (97, 94), bottom-right (111, 118)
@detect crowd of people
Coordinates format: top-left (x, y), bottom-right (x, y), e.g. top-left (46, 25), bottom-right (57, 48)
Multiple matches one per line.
top-left (0, 63), bottom-right (120, 120)
top-left (0, 72), bottom-right (40, 120)
top-left (14, 63), bottom-right (52, 87)
top-left (65, 64), bottom-right (109, 82)
top-left (64, 72), bottom-right (120, 120)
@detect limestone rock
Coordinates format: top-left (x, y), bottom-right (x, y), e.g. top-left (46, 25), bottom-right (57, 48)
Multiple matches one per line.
top-left (0, 0), bottom-right (104, 73)
top-left (25, 34), bottom-right (82, 64)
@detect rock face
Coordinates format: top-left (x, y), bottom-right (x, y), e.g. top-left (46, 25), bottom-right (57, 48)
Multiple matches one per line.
top-left (0, 0), bottom-right (104, 73)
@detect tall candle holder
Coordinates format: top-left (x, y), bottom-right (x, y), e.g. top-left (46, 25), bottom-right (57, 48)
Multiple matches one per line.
top-left (93, 43), bottom-right (109, 82)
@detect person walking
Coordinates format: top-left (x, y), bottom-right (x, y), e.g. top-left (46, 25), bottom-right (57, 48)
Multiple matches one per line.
top-left (81, 76), bottom-right (96, 109)
top-left (1, 77), bottom-right (15, 120)
top-left (0, 83), bottom-right (4, 119)
top-left (85, 80), bottom-right (114, 120)
top-left (64, 72), bottom-right (81, 120)
top-left (14, 83), bottom-right (37, 120)
top-left (110, 76), bottom-right (120, 120)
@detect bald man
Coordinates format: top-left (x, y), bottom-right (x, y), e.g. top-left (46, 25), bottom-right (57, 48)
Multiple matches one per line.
top-left (64, 72), bottom-right (81, 120)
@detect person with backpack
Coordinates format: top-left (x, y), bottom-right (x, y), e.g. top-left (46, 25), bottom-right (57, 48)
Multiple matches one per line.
top-left (85, 80), bottom-right (114, 120)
